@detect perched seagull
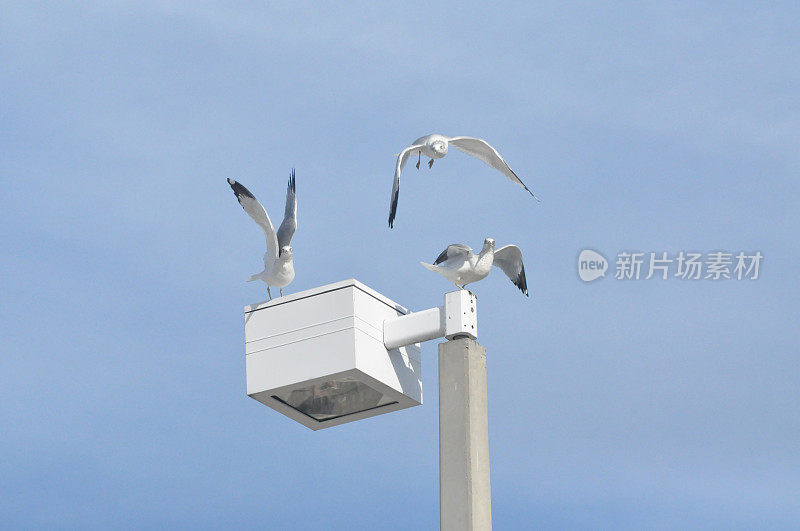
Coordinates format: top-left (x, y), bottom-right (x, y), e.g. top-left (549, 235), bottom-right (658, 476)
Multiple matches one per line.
top-left (227, 170), bottom-right (297, 300)
top-left (388, 134), bottom-right (540, 227)
top-left (421, 238), bottom-right (529, 296)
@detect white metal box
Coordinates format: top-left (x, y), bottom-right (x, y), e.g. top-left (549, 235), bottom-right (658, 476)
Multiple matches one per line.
top-left (244, 279), bottom-right (422, 430)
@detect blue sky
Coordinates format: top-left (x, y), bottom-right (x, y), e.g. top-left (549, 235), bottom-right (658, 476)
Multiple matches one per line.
top-left (1, 2), bottom-right (798, 528)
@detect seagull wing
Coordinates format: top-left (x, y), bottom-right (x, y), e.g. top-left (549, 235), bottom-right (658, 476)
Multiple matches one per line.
top-left (388, 143), bottom-right (424, 228)
top-left (228, 178), bottom-right (278, 260)
top-left (434, 243), bottom-right (473, 265)
top-left (447, 136), bottom-right (540, 201)
top-left (276, 169), bottom-right (297, 249)
top-left (493, 244), bottom-right (529, 296)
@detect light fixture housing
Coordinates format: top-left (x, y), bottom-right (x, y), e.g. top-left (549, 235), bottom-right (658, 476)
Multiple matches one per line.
top-left (244, 279), bottom-right (422, 430)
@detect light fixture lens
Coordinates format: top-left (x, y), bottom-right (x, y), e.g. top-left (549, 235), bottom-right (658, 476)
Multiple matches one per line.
top-left (272, 377), bottom-right (398, 422)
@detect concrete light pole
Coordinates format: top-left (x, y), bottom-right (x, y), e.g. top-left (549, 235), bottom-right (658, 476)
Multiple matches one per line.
top-left (439, 337), bottom-right (491, 530)
top-left (384, 290), bottom-right (491, 530)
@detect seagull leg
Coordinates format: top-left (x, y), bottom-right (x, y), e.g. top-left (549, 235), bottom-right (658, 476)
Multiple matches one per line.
top-left (428, 158), bottom-right (434, 169)
top-left (415, 151), bottom-right (421, 169)
top-left (280, 288), bottom-right (284, 297)
top-left (267, 286), bottom-right (272, 300)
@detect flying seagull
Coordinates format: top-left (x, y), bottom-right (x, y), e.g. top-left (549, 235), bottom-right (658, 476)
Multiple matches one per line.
top-left (421, 238), bottom-right (529, 296)
top-left (227, 170), bottom-right (297, 300)
top-left (388, 134), bottom-right (540, 227)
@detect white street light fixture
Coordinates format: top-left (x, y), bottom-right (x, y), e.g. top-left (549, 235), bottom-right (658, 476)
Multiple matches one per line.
top-left (245, 279), bottom-right (422, 430)
top-left (243, 279), bottom-right (477, 429)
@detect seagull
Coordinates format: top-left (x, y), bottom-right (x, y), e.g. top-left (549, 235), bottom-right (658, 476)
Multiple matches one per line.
top-left (421, 238), bottom-right (529, 296)
top-left (227, 170), bottom-right (297, 300)
top-left (388, 134), bottom-right (540, 227)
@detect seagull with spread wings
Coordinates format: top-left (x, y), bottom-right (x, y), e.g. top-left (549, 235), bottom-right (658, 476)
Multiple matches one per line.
top-left (421, 238), bottom-right (529, 296)
top-left (388, 134), bottom-right (540, 227)
top-left (227, 170), bottom-right (297, 300)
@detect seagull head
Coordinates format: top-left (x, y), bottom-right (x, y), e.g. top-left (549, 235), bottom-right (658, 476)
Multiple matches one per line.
top-left (279, 245), bottom-right (293, 259)
top-left (483, 238), bottom-right (495, 249)
top-left (431, 140), bottom-right (448, 156)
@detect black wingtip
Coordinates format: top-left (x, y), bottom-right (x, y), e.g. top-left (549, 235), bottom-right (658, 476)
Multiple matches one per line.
top-left (433, 248), bottom-right (449, 265)
top-left (388, 190), bottom-right (398, 229)
top-left (228, 178), bottom-right (255, 201)
top-left (516, 262), bottom-right (529, 297)
top-left (288, 168), bottom-right (296, 192)
top-left (512, 169), bottom-right (541, 202)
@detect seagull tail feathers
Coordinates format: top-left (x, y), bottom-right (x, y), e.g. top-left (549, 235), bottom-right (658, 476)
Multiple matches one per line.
top-left (246, 273), bottom-right (261, 282)
top-left (420, 262), bottom-right (439, 273)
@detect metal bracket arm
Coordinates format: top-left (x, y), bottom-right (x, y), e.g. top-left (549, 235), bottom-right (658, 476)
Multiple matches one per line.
top-left (383, 290), bottom-right (477, 350)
